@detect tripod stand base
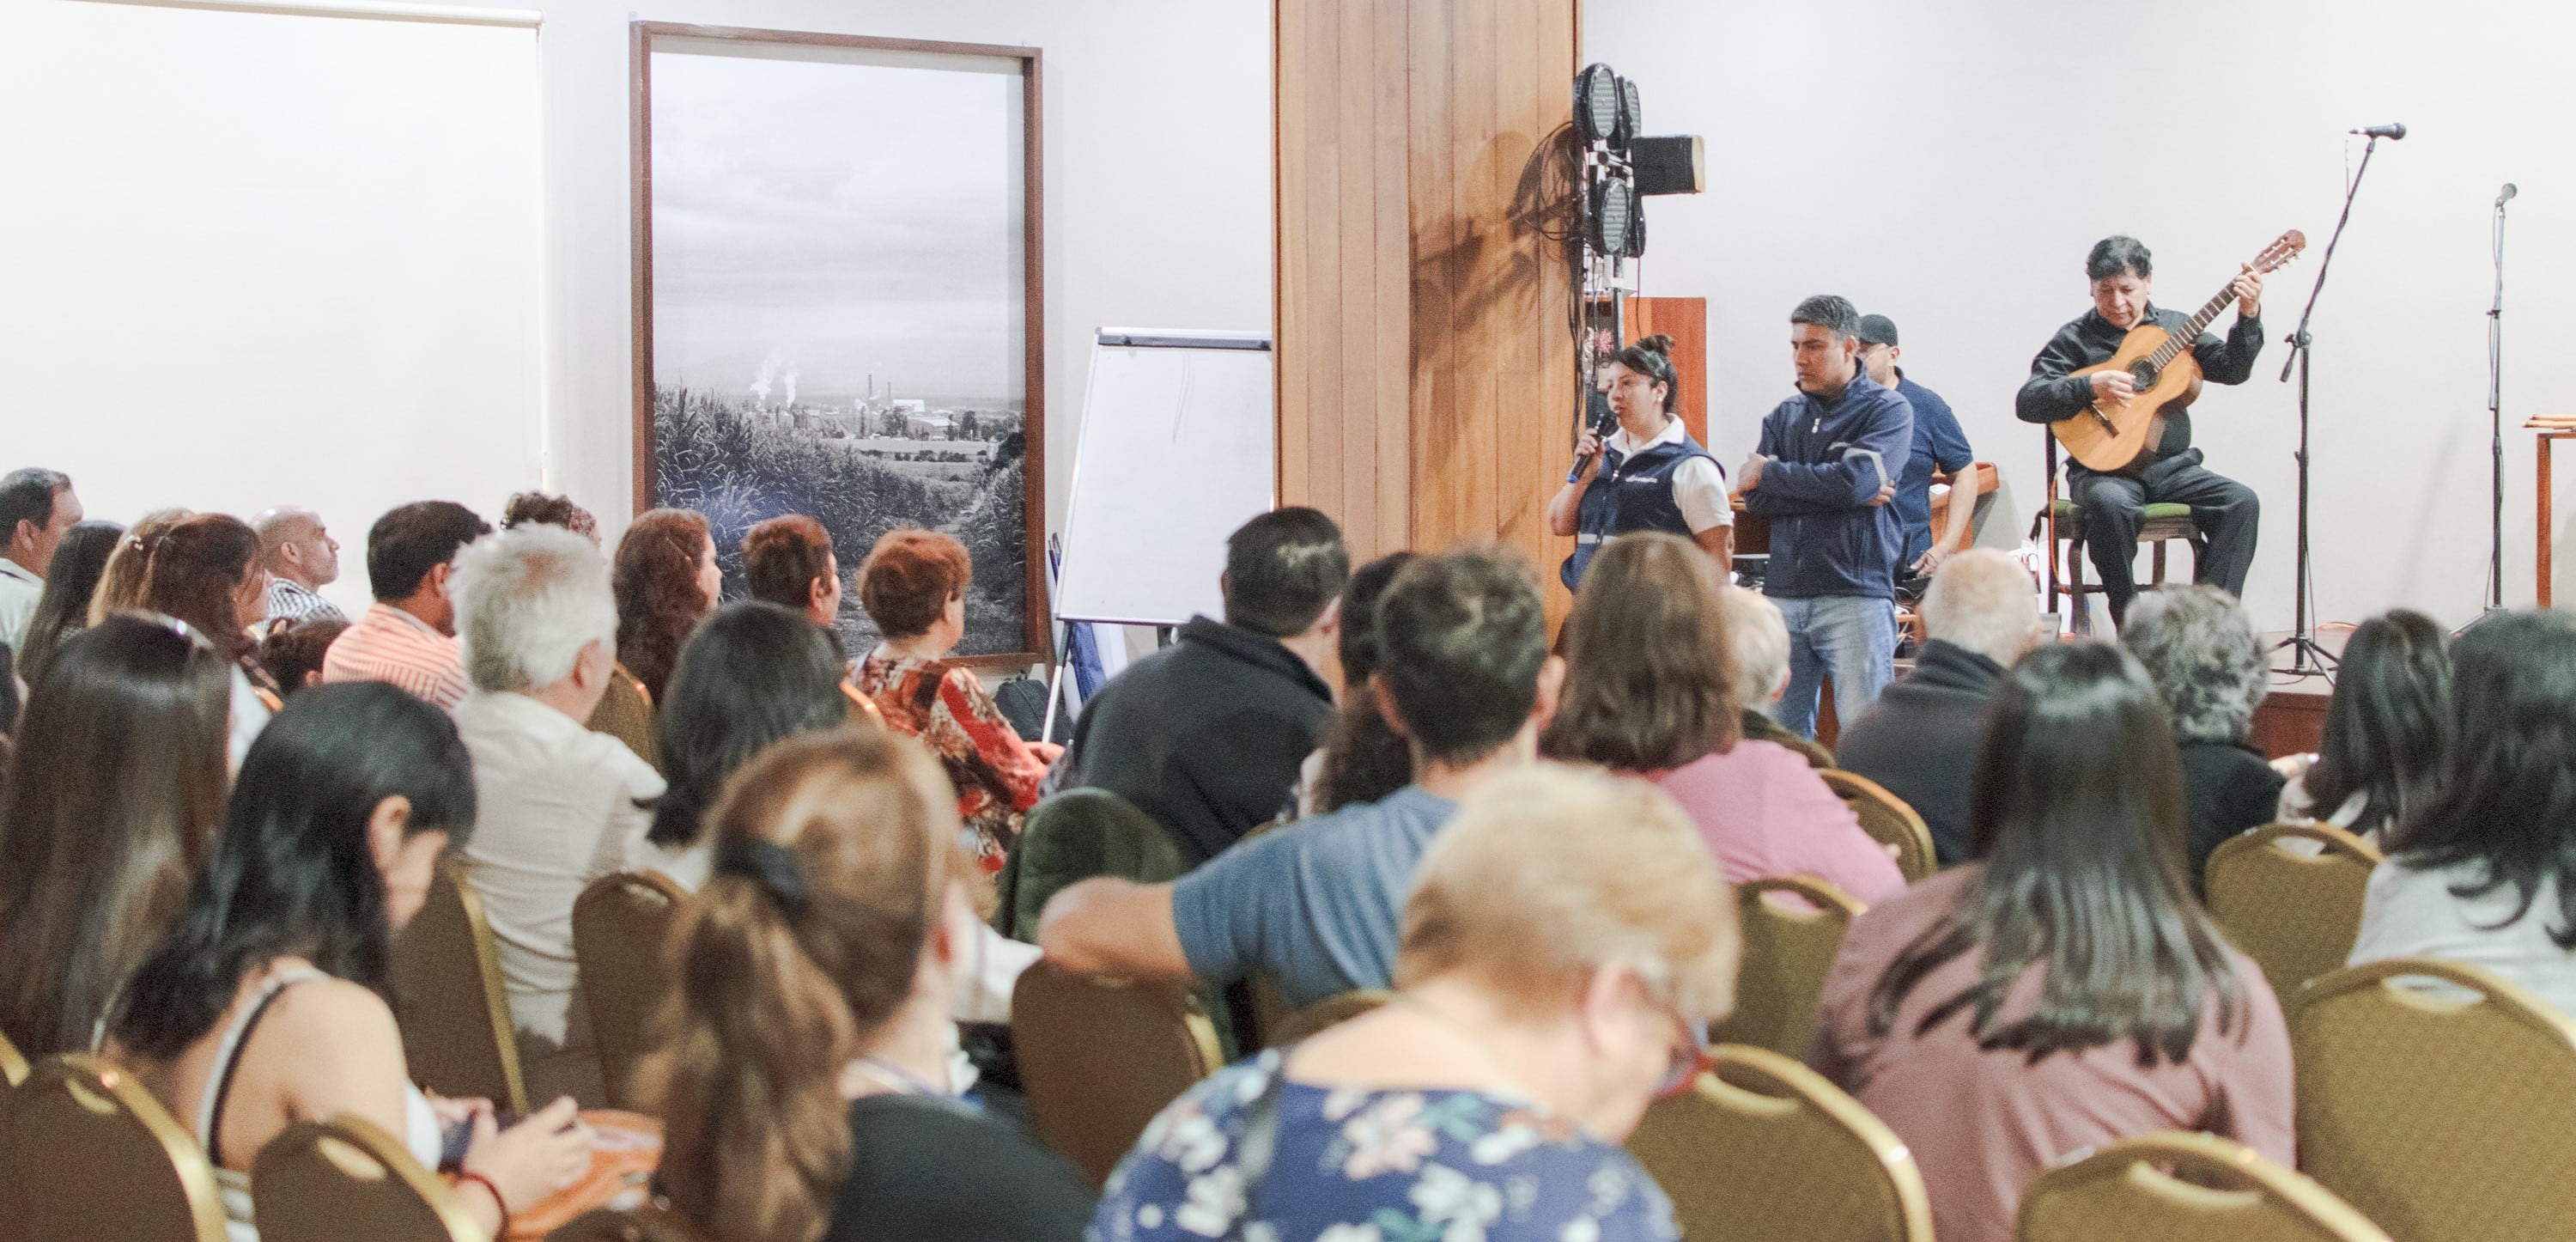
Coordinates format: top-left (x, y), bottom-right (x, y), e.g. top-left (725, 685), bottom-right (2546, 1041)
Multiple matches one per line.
top-left (2272, 632), bottom-right (2339, 679)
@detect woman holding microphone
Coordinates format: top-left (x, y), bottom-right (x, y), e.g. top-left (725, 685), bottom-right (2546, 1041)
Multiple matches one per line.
top-left (1546, 334), bottom-right (1733, 588)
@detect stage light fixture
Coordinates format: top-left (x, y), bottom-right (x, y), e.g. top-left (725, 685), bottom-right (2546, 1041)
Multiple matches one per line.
top-left (1589, 175), bottom-right (1634, 257)
top-left (1575, 63), bottom-right (1621, 145)
top-left (1615, 77), bottom-right (1642, 147)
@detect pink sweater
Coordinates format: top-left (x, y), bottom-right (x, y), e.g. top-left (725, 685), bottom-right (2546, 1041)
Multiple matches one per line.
top-left (1648, 740), bottom-right (1906, 904)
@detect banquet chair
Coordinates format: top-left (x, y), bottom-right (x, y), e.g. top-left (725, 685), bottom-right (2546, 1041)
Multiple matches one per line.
top-left (1011, 959), bottom-right (1223, 1187)
top-left (1714, 876), bottom-right (1865, 1058)
top-left (2204, 823), bottom-right (2382, 999)
top-left (392, 855), bottom-right (529, 1115)
top-left (0, 1053), bottom-right (227, 1242)
top-left (252, 1114), bottom-right (479, 1242)
top-left (1628, 1044), bottom-right (1934, 1242)
top-left (574, 868), bottom-right (691, 1110)
top-left (2018, 1130), bottom-right (2387, 1242)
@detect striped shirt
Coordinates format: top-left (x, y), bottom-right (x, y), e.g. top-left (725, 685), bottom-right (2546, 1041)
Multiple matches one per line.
top-left (264, 577), bottom-right (348, 625)
top-left (322, 603), bottom-right (471, 711)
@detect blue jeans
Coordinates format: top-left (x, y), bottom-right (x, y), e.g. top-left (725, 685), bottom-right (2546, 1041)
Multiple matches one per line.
top-left (1773, 595), bottom-right (1897, 740)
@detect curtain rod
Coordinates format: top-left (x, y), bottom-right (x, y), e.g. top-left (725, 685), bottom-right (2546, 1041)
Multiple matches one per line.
top-left (71, 0), bottom-right (541, 27)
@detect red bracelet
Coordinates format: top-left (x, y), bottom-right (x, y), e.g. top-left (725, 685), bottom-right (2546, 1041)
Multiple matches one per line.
top-left (453, 1170), bottom-right (511, 1236)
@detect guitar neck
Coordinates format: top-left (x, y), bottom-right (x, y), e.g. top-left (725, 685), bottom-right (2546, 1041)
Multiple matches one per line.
top-left (2148, 281), bottom-right (2241, 367)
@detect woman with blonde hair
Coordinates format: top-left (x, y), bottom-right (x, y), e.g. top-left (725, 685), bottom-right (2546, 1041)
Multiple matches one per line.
top-left (1095, 764), bottom-right (1733, 1241)
top-left (641, 728), bottom-right (1091, 1242)
top-left (88, 507), bottom-right (193, 624)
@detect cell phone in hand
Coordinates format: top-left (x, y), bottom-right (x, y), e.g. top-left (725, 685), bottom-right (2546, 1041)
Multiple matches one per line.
top-left (437, 1108), bottom-right (520, 1172)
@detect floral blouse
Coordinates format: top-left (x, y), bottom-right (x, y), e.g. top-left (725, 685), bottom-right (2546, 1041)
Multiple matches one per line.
top-left (853, 648), bottom-right (1048, 876)
top-left (1093, 1051), bottom-right (1680, 1242)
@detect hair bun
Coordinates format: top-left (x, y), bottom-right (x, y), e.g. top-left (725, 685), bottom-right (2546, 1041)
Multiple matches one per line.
top-left (1635, 334), bottom-right (1674, 356)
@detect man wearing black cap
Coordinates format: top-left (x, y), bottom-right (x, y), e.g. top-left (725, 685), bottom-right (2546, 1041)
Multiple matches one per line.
top-left (1856, 314), bottom-right (1976, 581)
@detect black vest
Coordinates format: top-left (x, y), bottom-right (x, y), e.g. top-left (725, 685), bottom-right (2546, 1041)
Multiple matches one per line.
top-left (1558, 430), bottom-right (1720, 588)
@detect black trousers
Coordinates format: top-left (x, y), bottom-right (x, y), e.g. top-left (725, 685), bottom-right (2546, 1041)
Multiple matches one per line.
top-left (2070, 447), bottom-right (2259, 624)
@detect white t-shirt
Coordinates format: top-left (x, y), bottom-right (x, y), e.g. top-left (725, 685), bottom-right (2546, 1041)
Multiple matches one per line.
top-left (0, 558), bottom-right (41, 652)
top-left (2348, 859), bottom-right (2576, 1020)
top-left (1607, 417), bottom-right (1733, 534)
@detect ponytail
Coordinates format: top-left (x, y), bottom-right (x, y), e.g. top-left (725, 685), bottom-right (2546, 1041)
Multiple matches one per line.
top-left (1613, 334), bottom-right (1680, 414)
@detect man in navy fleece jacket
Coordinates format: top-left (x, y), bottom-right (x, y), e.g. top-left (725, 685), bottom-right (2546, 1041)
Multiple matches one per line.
top-left (1738, 294), bottom-right (1915, 740)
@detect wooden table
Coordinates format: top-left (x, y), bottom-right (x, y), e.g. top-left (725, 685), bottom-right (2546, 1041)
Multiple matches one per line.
top-left (2539, 425), bottom-right (2576, 607)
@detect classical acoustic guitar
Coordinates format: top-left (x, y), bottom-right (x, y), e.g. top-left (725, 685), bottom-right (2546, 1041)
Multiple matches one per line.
top-left (2055, 229), bottom-right (2307, 473)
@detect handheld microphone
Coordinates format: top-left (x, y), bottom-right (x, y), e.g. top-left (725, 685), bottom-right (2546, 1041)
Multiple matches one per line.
top-left (2498, 182), bottom-right (2519, 209)
top-left (1570, 391), bottom-right (1619, 478)
top-left (2348, 122), bottom-right (2407, 140)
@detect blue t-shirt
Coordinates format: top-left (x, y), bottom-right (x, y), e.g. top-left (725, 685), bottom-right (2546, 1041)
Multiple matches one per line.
top-left (1092, 1051), bottom-right (1680, 1242)
top-left (1891, 372), bottom-right (1975, 572)
top-left (1170, 787), bottom-right (1458, 1008)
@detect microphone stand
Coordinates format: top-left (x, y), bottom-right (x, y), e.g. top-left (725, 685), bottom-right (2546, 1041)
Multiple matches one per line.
top-left (2272, 133), bottom-right (2385, 678)
top-left (2485, 190), bottom-right (2511, 615)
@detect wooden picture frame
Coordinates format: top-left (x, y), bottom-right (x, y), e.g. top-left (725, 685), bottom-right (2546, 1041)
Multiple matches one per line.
top-left (631, 22), bottom-right (1048, 667)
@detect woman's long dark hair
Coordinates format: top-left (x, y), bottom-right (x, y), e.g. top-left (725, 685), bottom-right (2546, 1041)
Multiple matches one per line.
top-left (107, 682), bottom-right (476, 1061)
top-left (1313, 552), bottom-right (1419, 814)
top-left (616, 508), bottom-right (714, 702)
top-left (141, 514), bottom-right (263, 665)
top-left (1541, 532), bottom-right (1739, 771)
top-left (2305, 609), bottom-right (2449, 837)
top-left (1867, 641), bottom-right (2245, 1066)
top-left (18, 520), bottom-right (125, 685)
top-left (649, 603), bottom-right (851, 851)
top-left (0, 616), bottom-right (232, 1056)
top-left (2384, 611), bottom-right (2576, 948)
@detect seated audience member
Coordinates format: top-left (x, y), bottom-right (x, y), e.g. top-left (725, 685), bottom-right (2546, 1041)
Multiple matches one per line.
top-left (252, 506), bottom-right (347, 624)
top-left (642, 729), bottom-right (1094, 1242)
top-left (449, 524), bottom-right (664, 1106)
top-left (2276, 609), bottom-right (2448, 840)
top-left (501, 490), bottom-right (599, 544)
top-left (2349, 611), bottom-right (2576, 1014)
top-left (88, 508), bottom-right (191, 624)
top-left (257, 616), bottom-right (349, 698)
top-left (16, 518), bottom-right (123, 686)
top-left (142, 514), bottom-right (283, 764)
top-left (1097, 764), bottom-right (1725, 1242)
top-left (2120, 586), bottom-right (2282, 883)
top-left (1809, 641), bottom-right (2292, 1242)
top-left (106, 684), bottom-right (590, 1241)
top-left (0, 467), bottom-right (82, 648)
top-left (1546, 533), bottom-right (1901, 902)
top-left (610, 507), bottom-right (724, 703)
top-left (1301, 551), bottom-right (1417, 817)
top-left (852, 528), bottom-right (1058, 877)
top-left (741, 514), bottom-right (843, 638)
top-left (1835, 549), bottom-right (2043, 865)
top-left (1061, 508), bottom-right (1348, 862)
top-left (0, 616), bottom-right (230, 1056)
top-left (324, 500), bottom-right (490, 711)
top-left (1040, 548), bottom-right (1563, 1009)
top-left (1719, 585), bottom-right (1826, 763)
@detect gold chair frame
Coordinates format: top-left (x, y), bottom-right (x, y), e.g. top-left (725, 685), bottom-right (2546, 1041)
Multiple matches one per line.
top-left (1630, 1044), bottom-right (1934, 1242)
top-left (2018, 1129), bottom-right (2388, 1241)
top-left (0, 1025), bottom-right (28, 1087)
top-left (1010, 960), bottom-right (1224, 1187)
top-left (1820, 769), bottom-right (1937, 882)
top-left (2205, 822), bottom-right (2383, 999)
top-left (0, 1052), bottom-right (228, 1242)
top-left (573, 868), bottom-right (691, 1111)
top-left (392, 855), bottom-right (529, 1116)
top-left (252, 1114), bottom-right (482, 1242)
top-left (1715, 875), bottom-right (1866, 1058)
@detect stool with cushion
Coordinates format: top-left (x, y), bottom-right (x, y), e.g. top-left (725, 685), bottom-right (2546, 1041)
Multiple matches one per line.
top-left (2044, 498), bottom-right (2200, 631)
top-left (2289, 958), bottom-right (2576, 1241)
top-left (574, 869), bottom-right (690, 1111)
top-left (1628, 1044), bottom-right (1934, 1242)
top-left (392, 855), bottom-right (529, 1116)
top-left (1010, 959), bottom-right (1223, 1187)
top-left (2017, 1130), bottom-right (2387, 1242)
top-left (1715, 876), bottom-right (1865, 1059)
top-left (0, 1053), bottom-right (228, 1242)
top-left (2204, 824), bottom-right (2383, 1000)
top-left (252, 1115), bottom-right (480, 1242)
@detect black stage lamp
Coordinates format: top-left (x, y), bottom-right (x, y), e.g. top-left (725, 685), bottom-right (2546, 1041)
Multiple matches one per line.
top-left (1575, 63), bottom-right (1621, 145)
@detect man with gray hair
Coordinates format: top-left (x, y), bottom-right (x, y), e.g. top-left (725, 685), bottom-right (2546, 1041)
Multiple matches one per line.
top-left (252, 506), bottom-right (348, 624)
top-left (1738, 295), bottom-right (1915, 739)
top-left (2121, 583), bottom-right (2281, 886)
top-left (448, 523), bottom-right (665, 1107)
top-left (1836, 550), bottom-right (2044, 864)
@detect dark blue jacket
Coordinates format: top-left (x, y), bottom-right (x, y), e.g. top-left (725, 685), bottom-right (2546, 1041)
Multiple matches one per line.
top-left (1891, 371), bottom-right (1974, 571)
top-left (1742, 370), bottom-right (1915, 600)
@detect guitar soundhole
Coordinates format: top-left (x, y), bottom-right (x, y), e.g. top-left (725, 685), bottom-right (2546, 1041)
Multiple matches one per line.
top-left (2129, 362), bottom-right (2157, 389)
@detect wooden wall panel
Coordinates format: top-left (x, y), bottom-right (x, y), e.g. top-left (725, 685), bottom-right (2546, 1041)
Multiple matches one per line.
top-left (1278, 0), bottom-right (1577, 589)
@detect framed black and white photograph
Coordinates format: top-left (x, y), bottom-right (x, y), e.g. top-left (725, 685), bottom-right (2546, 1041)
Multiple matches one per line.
top-left (632, 24), bottom-right (1046, 666)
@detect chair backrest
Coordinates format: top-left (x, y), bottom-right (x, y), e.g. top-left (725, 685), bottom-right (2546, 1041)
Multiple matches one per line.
top-left (1628, 1044), bottom-right (1934, 1242)
top-left (1010, 959), bottom-right (1224, 1187)
top-left (0, 1053), bottom-right (228, 1242)
top-left (993, 788), bottom-right (1186, 941)
top-left (1819, 770), bottom-right (1937, 882)
top-left (546, 1204), bottom-right (714, 1242)
top-left (392, 855), bottom-right (529, 1115)
top-left (0, 1025), bottom-right (27, 1087)
top-left (573, 869), bottom-right (690, 1111)
top-left (2205, 823), bottom-right (2383, 999)
top-left (252, 1115), bottom-right (480, 1242)
top-left (587, 664), bottom-right (658, 770)
top-left (1268, 989), bottom-right (1394, 1046)
top-left (1714, 876), bottom-right (1865, 1057)
top-left (2290, 958), bottom-right (2576, 1242)
top-left (2018, 1129), bottom-right (2388, 1242)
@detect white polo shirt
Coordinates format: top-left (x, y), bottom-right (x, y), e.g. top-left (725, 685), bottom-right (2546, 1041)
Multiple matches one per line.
top-left (1607, 417), bottom-right (1734, 533)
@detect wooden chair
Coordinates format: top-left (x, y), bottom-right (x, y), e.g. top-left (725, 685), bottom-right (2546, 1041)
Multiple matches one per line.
top-left (1819, 770), bottom-right (1937, 883)
top-left (2039, 432), bottom-right (2200, 634)
top-left (1267, 989), bottom-right (1394, 1046)
top-left (2018, 1130), bottom-right (2388, 1242)
top-left (1714, 876), bottom-right (1865, 1058)
top-left (548, 1204), bottom-right (714, 1242)
top-left (2205, 824), bottom-right (2384, 1000)
top-left (584, 663), bottom-right (658, 770)
top-left (2289, 959), bottom-right (2576, 1242)
top-left (574, 869), bottom-right (690, 1111)
top-left (252, 1115), bottom-right (480, 1242)
top-left (392, 855), bottom-right (529, 1116)
top-left (0, 1026), bottom-right (27, 1088)
top-left (1010, 959), bottom-right (1224, 1187)
top-left (0, 1053), bottom-right (228, 1241)
top-left (1628, 1044), bottom-right (1934, 1242)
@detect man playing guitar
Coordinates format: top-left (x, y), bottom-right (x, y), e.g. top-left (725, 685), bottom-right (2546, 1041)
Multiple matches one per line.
top-left (2017, 235), bottom-right (2266, 626)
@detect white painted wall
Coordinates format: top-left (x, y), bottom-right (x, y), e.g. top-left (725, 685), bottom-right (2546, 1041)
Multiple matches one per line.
top-left (1585, 0), bottom-right (2576, 632)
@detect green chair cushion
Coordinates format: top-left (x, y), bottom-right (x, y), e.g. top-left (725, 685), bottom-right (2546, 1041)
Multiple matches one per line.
top-left (2050, 499), bottom-right (2192, 522)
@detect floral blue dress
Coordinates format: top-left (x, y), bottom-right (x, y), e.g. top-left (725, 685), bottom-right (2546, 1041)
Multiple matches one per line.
top-left (1091, 1051), bottom-right (1680, 1242)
